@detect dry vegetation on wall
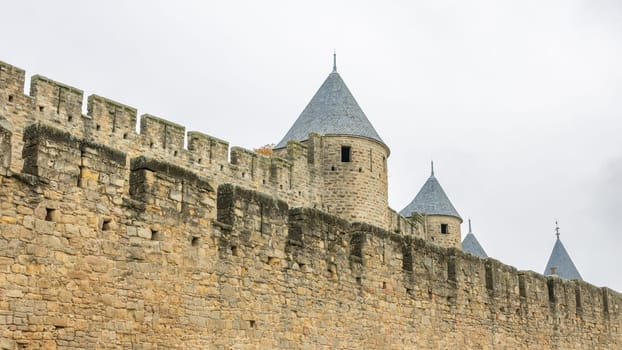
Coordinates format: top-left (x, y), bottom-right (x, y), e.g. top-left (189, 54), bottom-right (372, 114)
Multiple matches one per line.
top-left (253, 143), bottom-right (275, 156)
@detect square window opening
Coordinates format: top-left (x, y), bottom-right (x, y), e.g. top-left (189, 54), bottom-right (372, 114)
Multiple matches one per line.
top-left (341, 146), bottom-right (351, 163)
top-left (151, 229), bottom-right (162, 241)
top-left (102, 218), bottom-right (112, 231)
top-left (191, 236), bottom-right (200, 247)
top-left (441, 223), bottom-right (449, 234)
top-left (45, 208), bottom-right (57, 222)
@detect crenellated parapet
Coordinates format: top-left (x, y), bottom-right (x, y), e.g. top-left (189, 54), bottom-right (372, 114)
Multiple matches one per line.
top-left (0, 117), bottom-right (620, 347)
top-left (87, 94), bottom-right (137, 141)
top-left (0, 59), bottom-right (423, 236)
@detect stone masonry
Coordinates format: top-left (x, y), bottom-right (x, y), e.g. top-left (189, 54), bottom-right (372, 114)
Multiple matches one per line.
top-left (0, 59), bottom-right (621, 349)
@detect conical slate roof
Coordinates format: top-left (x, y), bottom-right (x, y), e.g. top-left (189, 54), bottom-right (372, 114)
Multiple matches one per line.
top-left (274, 60), bottom-right (385, 149)
top-left (399, 164), bottom-right (462, 220)
top-left (462, 219), bottom-right (488, 258)
top-left (544, 229), bottom-right (582, 280)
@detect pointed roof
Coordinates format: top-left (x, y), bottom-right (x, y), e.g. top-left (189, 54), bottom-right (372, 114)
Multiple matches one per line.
top-left (274, 57), bottom-right (385, 149)
top-left (462, 219), bottom-right (488, 258)
top-left (543, 223), bottom-right (582, 280)
top-left (399, 162), bottom-right (462, 220)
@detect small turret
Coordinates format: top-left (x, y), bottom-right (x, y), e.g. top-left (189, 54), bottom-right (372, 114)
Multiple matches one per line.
top-left (544, 222), bottom-right (582, 280)
top-left (400, 162), bottom-right (462, 248)
top-left (461, 219), bottom-right (488, 258)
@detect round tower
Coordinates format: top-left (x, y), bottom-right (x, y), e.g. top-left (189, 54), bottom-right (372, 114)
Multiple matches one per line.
top-left (400, 162), bottom-right (462, 248)
top-left (319, 134), bottom-right (389, 228)
top-left (274, 55), bottom-right (390, 228)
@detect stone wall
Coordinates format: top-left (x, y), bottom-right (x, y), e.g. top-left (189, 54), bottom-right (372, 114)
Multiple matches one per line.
top-left (1, 58), bottom-right (620, 349)
top-left (0, 59), bottom-right (408, 233)
top-left (0, 125), bottom-right (619, 348)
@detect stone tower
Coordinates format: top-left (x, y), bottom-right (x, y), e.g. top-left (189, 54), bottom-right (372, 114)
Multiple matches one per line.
top-left (400, 163), bottom-right (462, 248)
top-left (274, 56), bottom-right (390, 228)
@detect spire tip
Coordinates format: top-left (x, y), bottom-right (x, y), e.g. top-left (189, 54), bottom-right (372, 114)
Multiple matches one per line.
top-left (333, 50), bottom-right (337, 72)
top-left (431, 160), bottom-right (435, 176)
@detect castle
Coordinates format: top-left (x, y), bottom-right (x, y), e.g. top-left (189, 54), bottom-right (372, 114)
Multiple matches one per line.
top-left (0, 57), bottom-right (620, 349)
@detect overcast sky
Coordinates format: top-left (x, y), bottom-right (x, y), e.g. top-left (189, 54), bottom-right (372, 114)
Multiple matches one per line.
top-left (2, 0), bottom-right (621, 291)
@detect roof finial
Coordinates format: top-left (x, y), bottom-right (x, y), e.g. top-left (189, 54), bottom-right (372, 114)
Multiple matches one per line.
top-left (555, 220), bottom-right (560, 239)
top-left (333, 50), bottom-right (337, 73)
top-left (468, 218), bottom-right (472, 234)
top-left (431, 160), bottom-right (435, 176)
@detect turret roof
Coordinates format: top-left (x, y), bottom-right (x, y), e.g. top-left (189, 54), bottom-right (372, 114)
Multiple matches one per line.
top-left (544, 224), bottom-right (582, 280)
top-left (274, 57), bottom-right (385, 149)
top-left (462, 219), bottom-right (488, 258)
top-left (399, 163), bottom-right (462, 220)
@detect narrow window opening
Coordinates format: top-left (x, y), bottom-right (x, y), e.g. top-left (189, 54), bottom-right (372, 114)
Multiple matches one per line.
top-left (485, 262), bottom-right (494, 291)
top-left (447, 256), bottom-right (456, 282)
top-left (39, 106), bottom-right (44, 112)
top-left (173, 150), bottom-right (178, 156)
top-left (341, 146), bottom-right (351, 162)
top-left (123, 133), bottom-right (128, 139)
top-left (382, 281), bottom-right (387, 289)
top-left (45, 208), bottom-right (57, 222)
top-left (262, 179), bottom-right (265, 184)
top-left (56, 89), bottom-right (62, 114)
top-left (241, 172), bottom-right (245, 178)
top-left (249, 320), bottom-right (256, 328)
top-left (603, 289), bottom-right (610, 314)
top-left (150, 229), bottom-right (162, 241)
top-left (149, 142), bottom-right (154, 148)
top-left (331, 166), bottom-right (335, 171)
top-left (358, 167), bottom-right (362, 172)
top-left (191, 236), bottom-right (200, 247)
top-left (102, 218), bottom-right (112, 231)
top-left (67, 115), bottom-right (73, 122)
top-left (547, 279), bottom-right (556, 303)
top-left (8, 95), bottom-right (14, 102)
top-left (197, 158), bottom-right (202, 164)
top-left (440, 223), bottom-right (449, 234)
top-left (231, 245), bottom-right (238, 256)
top-left (279, 184), bottom-right (283, 190)
top-left (575, 286), bottom-right (582, 312)
top-left (219, 164), bottom-right (224, 171)
top-left (77, 166), bottom-right (84, 187)
top-left (518, 274), bottom-right (527, 298)
top-left (96, 124), bottom-right (101, 131)
top-left (356, 277), bottom-right (362, 285)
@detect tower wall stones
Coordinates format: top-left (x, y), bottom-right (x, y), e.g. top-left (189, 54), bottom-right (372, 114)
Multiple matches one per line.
top-left (320, 135), bottom-right (389, 229)
top-left (424, 214), bottom-right (462, 249)
top-left (0, 59), bottom-right (620, 349)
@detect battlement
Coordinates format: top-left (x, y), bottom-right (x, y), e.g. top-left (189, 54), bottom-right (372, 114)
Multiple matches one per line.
top-left (0, 58), bottom-right (619, 348)
top-left (0, 160), bottom-right (619, 347)
top-left (0, 59), bottom-right (418, 236)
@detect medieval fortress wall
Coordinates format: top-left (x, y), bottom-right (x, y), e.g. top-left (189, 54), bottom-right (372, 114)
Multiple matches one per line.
top-left (0, 59), bottom-right (620, 349)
